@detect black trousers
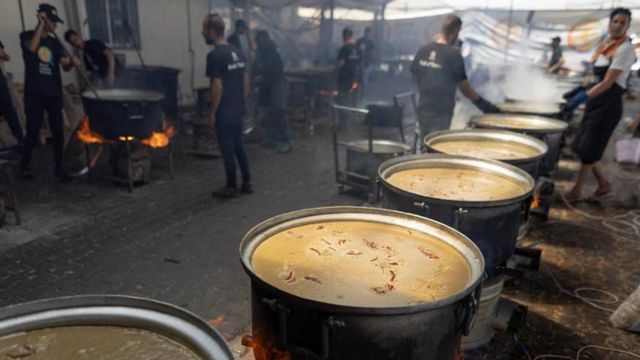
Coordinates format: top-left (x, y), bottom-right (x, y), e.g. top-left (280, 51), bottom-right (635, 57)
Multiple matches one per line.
top-left (0, 75), bottom-right (24, 142)
top-left (215, 119), bottom-right (251, 189)
top-left (21, 93), bottom-right (65, 169)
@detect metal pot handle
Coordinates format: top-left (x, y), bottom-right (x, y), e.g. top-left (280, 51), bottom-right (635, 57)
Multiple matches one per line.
top-left (521, 195), bottom-right (533, 223)
top-left (413, 201), bottom-right (430, 217)
top-left (453, 207), bottom-right (468, 230)
top-left (123, 102), bottom-right (147, 121)
top-left (261, 298), bottom-right (345, 360)
top-left (459, 277), bottom-right (484, 335)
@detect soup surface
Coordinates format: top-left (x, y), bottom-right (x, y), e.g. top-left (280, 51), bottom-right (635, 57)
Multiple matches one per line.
top-left (252, 220), bottom-right (471, 307)
top-left (0, 326), bottom-right (200, 360)
top-left (386, 167), bottom-right (528, 201)
top-left (497, 102), bottom-right (559, 114)
top-left (476, 116), bottom-right (565, 131)
top-left (430, 139), bottom-right (540, 160)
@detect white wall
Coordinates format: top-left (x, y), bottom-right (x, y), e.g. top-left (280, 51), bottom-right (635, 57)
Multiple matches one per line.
top-left (76, 0), bottom-right (212, 105)
top-left (1, 0), bottom-right (214, 106)
top-left (0, 0), bottom-right (77, 87)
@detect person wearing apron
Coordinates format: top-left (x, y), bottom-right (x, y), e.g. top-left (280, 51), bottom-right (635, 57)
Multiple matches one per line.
top-left (563, 8), bottom-right (635, 202)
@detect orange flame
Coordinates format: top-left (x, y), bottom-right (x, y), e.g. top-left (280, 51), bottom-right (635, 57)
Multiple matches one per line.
top-left (351, 82), bottom-right (360, 90)
top-left (77, 117), bottom-right (106, 144)
top-left (242, 329), bottom-right (291, 360)
top-left (142, 124), bottom-right (175, 148)
top-left (531, 192), bottom-right (541, 209)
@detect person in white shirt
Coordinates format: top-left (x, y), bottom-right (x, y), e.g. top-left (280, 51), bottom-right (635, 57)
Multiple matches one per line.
top-left (563, 7), bottom-right (636, 202)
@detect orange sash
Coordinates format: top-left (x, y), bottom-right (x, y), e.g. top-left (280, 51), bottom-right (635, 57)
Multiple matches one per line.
top-left (590, 36), bottom-right (628, 62)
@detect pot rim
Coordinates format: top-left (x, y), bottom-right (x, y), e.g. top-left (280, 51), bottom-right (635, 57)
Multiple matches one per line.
top-left (239, 206), bottom-right (485, 315)
top-left (0, 295), bottom-right (233, 360)
top-left (378, 153), bottom-right (535, 207)
top-left (470, 114), bottom-right (568, 134)
top-left (81, 89), bottom-right (165, 102)
top-left (345, 139), bottom-right (411, 154)
top-left (423, 129), bottom-right (549, 164)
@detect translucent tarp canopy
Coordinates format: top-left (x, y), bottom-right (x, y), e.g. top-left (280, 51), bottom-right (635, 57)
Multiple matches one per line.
top-left (388, 0), bottom-right (640, 12)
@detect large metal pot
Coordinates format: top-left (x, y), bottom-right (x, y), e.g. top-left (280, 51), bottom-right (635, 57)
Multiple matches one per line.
top-left (0, 295), bottom-right (233, 359)
top-left (82, 89), bottom-right (165, 140)
top-left (424, 129), bottom-right (548, 180)
top-left (365, 101), bottom-right (403, 127)
top-left (496, 101), bottom-right (561, 118)
top-left (470, 114), bottom-right (568, 175)
top-left (345, 139), bottom-right (411, 184)
top-left (378, 154), bottom-right (535, 277)
top-left (127, 66), bottom-right (181, 119)
top-left (240, 206), bottom-right (484, 360)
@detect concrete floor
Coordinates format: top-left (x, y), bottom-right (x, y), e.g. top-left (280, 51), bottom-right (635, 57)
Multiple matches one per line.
top-left (1, 78), bottom-right (639, 359)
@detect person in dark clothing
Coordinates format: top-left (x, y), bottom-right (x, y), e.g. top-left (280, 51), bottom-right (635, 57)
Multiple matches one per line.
top-left (410, 15), bottom-right (499, 139)
top-left (20, 3), bottom-right (80, 180)
top-left (203, 13), bottom-right (252, 198)
top-left (0, 41), bottom-right (24, 145)
top-left (335, 28), bottom-right (361, 126)
top-left (227, 19), bottom-right (249, 57)
top-left (356, 27), bottom-right (374, 102)
top-left (253, 30), bottom-right (291, 153)
top-left (563, 8), bottom-right (636, 202)
top-left (64, 30), bottom-right (123, 87)
top-left (548, 36), bottom-right (565, 74)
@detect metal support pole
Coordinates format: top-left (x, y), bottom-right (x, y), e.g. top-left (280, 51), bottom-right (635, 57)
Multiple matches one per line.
top-left (125, 141), bottom-right (133, 193)
top-left (503, 0), bottom-right (515, 63)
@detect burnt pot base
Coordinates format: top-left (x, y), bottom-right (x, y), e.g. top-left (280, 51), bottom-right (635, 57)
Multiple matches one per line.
top-left (250, 285), bottom-right (468, 360)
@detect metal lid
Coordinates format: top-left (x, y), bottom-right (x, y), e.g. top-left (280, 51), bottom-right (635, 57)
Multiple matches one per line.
top-left (0, 295), bottom-right (233, 360)
top-left (470, 114), bottom-right (568, 134)
top-left (378, 154), bottom-right (535, 206)
top-left (423, 129), bottom-right (548, 163)
top-left (240, 206), bottom-right (484, 315)
top-left (345, 139), bottom-right (410, 154)
top-left (82, 89), bottom-right (165, 102)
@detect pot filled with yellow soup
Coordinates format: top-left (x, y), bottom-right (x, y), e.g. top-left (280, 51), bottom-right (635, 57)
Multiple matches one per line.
top-left (240, 206), bottom-right (484, 360)
top-left (423, 129), bottom-right (548, 180)
top-left (0, 295), bottom-right (234, 360)
top-left (470, 114), bottom-right (568, 175)
top-left (378, 154), bottom-right (534, 278)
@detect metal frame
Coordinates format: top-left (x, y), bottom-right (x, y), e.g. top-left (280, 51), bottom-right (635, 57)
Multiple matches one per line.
top-left (331, 104), bottom-right (375, 200)
top-left (392, 91), bottom-right (420, 153)
top-left (85, 140), bottom-right (174, 193)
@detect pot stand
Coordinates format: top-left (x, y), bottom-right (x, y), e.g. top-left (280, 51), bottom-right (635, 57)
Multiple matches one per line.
top-left (85, 139), bottom-right (174, 193)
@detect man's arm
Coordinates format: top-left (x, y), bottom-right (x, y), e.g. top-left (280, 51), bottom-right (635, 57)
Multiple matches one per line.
top-left (27, 13), bottom-right (48, 53)
top-left (586, 68), bottom-right (623, 98)
top-left (459, 79), bottom-right (480, 101)
top-left (208, 77), bottom-right (223, 125)
top-left (548, 57), bottom-right (565, 73)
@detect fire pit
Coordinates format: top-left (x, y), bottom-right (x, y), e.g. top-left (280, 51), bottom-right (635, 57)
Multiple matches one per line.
top-left (0, 295), bottom-right (233, 360)
top-left (240, 206), bottom-right (484, 360)
top-left (79, 89), bottom-right (175, 192)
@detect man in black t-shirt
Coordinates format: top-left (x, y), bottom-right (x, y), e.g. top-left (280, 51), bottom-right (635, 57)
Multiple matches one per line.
top-left (227, 19), bottom-right (248, 58)
top-left (0, 40), bottom-right (24, 144)
top-left (20, 3), bottom-right (80, 179)
top-left (410, 15), bottom-right (499, 139)
top-left (356, 27), bottom-right (374, 101)
top-left (64, 30), bottom-right (123, 86)
top-left (203, 13), bottom-right (252, 198)
top-left (335, 28), bottom-right (362, 125)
